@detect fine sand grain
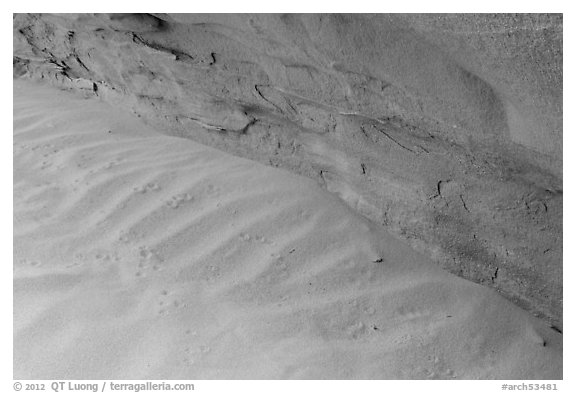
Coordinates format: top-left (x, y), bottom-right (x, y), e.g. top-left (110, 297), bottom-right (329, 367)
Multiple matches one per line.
top-left (13, 80), bottom-right (562, 379)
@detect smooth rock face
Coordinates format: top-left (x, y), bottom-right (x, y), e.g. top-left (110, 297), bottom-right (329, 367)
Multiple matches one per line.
top-left (13, 13), bottom-right (562, 326)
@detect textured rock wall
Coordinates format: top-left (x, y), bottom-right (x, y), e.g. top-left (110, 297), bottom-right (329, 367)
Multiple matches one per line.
top-left (13, 13), bottom-right (563, 327)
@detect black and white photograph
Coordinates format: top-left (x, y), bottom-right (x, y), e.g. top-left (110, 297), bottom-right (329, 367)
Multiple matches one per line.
top-left (8, 4), bottom-right (569, 387)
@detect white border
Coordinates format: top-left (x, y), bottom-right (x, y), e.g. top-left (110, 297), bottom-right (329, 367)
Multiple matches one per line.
top-left (3, 4), bottom-right (572, 392)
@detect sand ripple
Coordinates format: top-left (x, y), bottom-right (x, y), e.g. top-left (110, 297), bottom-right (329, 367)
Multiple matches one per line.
top-left (13, 81), bottom-right (561, 379)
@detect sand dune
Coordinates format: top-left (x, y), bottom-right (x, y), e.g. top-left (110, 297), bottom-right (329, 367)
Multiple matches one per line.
top-left (14, 12), bottom-right (563, 335)
top-left (13, 80), bottom-right (561, 379)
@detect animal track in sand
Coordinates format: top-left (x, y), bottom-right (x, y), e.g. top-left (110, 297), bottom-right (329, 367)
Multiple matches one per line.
top-left (419, 355), bottom-right (457, 379)
top-left (94, 252), bottom-right (112, 262)
top-left (239, 232), bottom-right (273, 244)
top-left (118, 229), bottom-right (144, 244)
top-left (346, 321), bottom-right (367, 339)
top-left (156, 290), bottom-right (186, 316)
top-left (93, 249), bottom-right (121, 263)
top-left (166, 193), bottom-right (194, 209)
top-left (133, 182), bottom-right (162, 194)
top-left (183, 344), bottom-right (211, 366)
top-left (135, 245), bottom-right (164, 275)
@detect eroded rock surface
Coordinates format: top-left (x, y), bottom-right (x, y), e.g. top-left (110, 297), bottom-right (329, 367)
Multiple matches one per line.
top-left (13, 13), bottom-right (563, 326)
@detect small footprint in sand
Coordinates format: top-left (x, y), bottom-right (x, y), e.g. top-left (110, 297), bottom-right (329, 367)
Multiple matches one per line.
top-left (346, 321), bottom-right (366, 339)
top-left (138, 245), bottom-right (156, 259)
top-left (136, 245), bottom-right (164, 273)
top-left (183, 344), bottom-right (211, 366)
top-left (393, 333), bottom-right (414, 345)
top-left (422, 356), bottom-right (457, 379)
top-left (96, 254), bottom-right (111, 262)
top-left (239, 233), bottom-right (273, 244)
top-left (95, 251), bottom-right (112, 262)
top-left (134, 182), bottom-right (161, 194)
top-left (166, 193), bottom-right (193, 208)
top-left (157, 290), bottom-right (185, 314)
top-left (183, 344), bottom-right (211, 365)
top-left (118, 230), bottom-right (143, 244)
top-left (396, 305), bottom-right (429, 321)
top-left (205, 265), bottom-right (221, 282)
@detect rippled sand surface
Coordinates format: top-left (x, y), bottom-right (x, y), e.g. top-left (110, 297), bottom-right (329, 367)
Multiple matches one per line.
top-left (13, 81), bottom-right (562, 379)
